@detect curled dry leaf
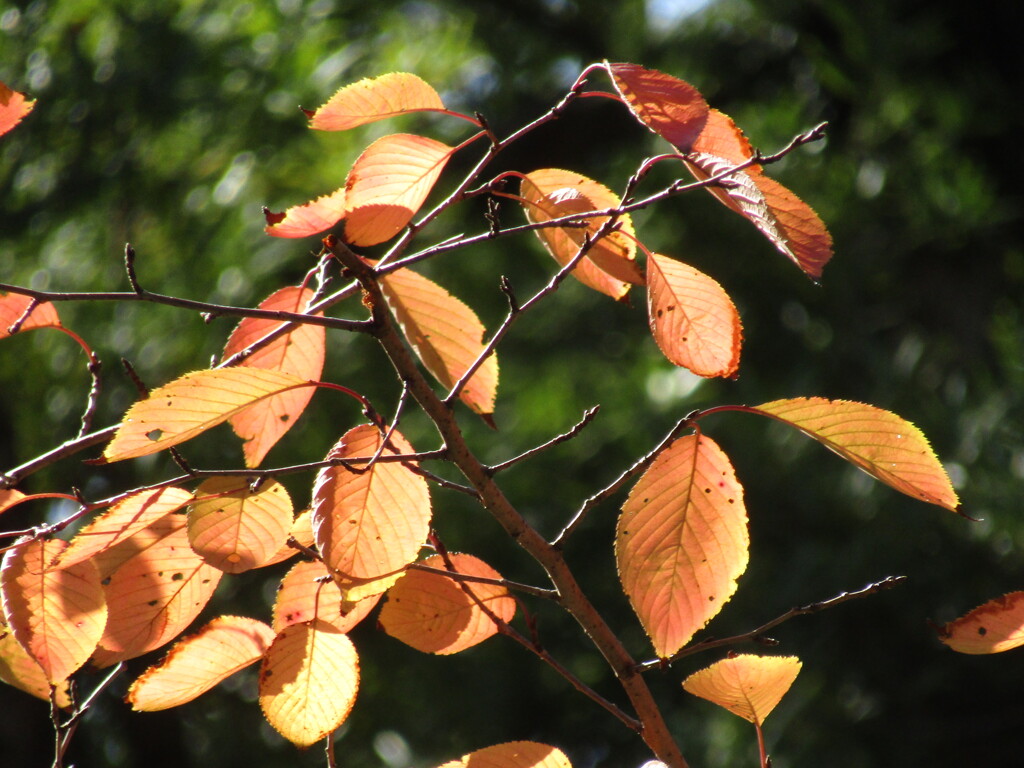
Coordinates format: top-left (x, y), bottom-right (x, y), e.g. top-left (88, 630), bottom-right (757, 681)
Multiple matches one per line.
top-left (938, 592), bottom-right (1024, 654)
top-left (0, 292), bottom-right (61, 338)
top-left (753, 397), bottom-right (960, 512)
top-left (0, 81), bottom-right (36, 138)
top-left (308, 72), bottom-right (445, 131)
top-left (603, 62), bottom-right (709, 152)
top-left (263, 187), bottom-right (346, 238)
top-left (272, 559), bottom-right (380, 634)
top-left (436, 741), bottom-right (573, 768)
top-left (682, 654), bottom-right (802, 724)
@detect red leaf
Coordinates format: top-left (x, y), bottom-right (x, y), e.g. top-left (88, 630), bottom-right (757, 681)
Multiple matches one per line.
top-left (308, 72), bottom-right (445, 131)
top-left (0, 81), bottom-right (35, 138)
top-left (263, 188), bottom-right (346, 238)
top-left (938, 592), bottom-right (1024, 654)
top-left (604, 62), bottom-right (709, 152)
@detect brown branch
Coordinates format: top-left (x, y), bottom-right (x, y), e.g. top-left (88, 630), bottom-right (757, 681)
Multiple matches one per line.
top-left (488, 406), bottom-right (600, 474)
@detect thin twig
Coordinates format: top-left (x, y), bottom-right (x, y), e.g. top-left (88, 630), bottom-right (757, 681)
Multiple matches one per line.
top-left (124, 243), bottom-right (142, 294)
top-left (488, 406), bottom-right (600, 474)
top-left (8, 296), bottom-right (41, 335)
top-left (408, 562), bottom-right (558, 600)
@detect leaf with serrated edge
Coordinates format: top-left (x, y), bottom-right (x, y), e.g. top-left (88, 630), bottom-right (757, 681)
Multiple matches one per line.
top-left (344, 134), bottom-right (454, 246)
top-left (683, 654), bottom-right (802, 724)
top-left (273, 560), bottom-right (379, 633)
top-left (308, 72), bottom-right (444, 131)
top-left (103, 368), bottom-right (312, 462)
top-left (616, 433), bottom-right (748, 658)
top-left (0, 292), bottom-right (60, 338)
top-left (0, 81), bottom-right (35, 138)
top-left (380, 266), bottom-right (498, 417)
top-left (188, 477), bottom-right (293, 573)
top-left (939, 592), bottom-right (1024, 654)
top-left (259, 620), bottom-right (359, 747)
top-left (263, 187), bottom-right (346, 238)
top-left (604, 62), bottom-right (709, 152)
top-left (379, 553), bottom-right (515, 655)
top-left (127, 616), bottom-right (275, 711)
top-left (436, 741), bottom-right (573, 768)
top-left (0, 623), bottom-right (72, 706)
top-left (648, 253), bottom-right (741, 378)
top-left (1, 539), bottom-right (107, 682)
top-left (753, 397), bottom-right (959, 511)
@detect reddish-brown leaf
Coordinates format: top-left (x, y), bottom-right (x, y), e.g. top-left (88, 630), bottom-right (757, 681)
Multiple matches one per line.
top-left (616, 433), bottom-right (749, 658)
top-left (683, 654), bottom-right (802, 724)
top-left (0, 616), bottom-right (71, 706)
top-left (0, 81), bottom-right (35, 138)
top-left (753, 397), bottom-right (960, 511)
top-left (127, 615), bottom-right (276, 711)
top-left (436, 741), bottom-right (573, 768)
top-left (344, 134), bottom-right (454, 246)
top-left (263, 188), bottom-right (346, 238)
top-left (938, 592), bottom-right (1024, 654)
top-left (647, 253), bottom-right (741, 378)
top-left (604, 62), bottom-right (708, 152)
top-left (272, 559), bottom-right (379, 633)
top-left (379, 553), bottom-right (515, 655)
top-left (308, 72), bottom-right (445, 131)
top-left (0, 292), bottom-right (60, 338)
top-left (749, 173), bottom-right (833, 282)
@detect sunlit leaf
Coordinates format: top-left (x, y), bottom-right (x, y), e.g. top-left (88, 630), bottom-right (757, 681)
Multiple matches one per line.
top-left (127, 615), bottom-right (276, 711)
top-left (344, 134), bottom-right (454, 246)
top-left (682, 654), bottom-right (802, 724)
top-left (259, 620), bottom-right (359, 747)
top-left (312, 424), bottom-right (431, 594)
top-left (0, 292), bottom-right (60, 338)
top-left (436, 741), bottom-right (573, 768)
top-left (379, 553), bottom-right (515, 655)
top-left (263, 188), bottom-right (346, 238)
top-left (0, 539), bottom-right (107, 682)
top-left (616, 433), bottom-right (748, 658)
top-left (0, 489), bottom-right (26, 515)
top-left (0, 81), bottom-right (35, 138)
top-left (261, 508), bottom-right (315, 567)
top-left (103, 368), bottom-right (312, 462)
top-left (938, 592), bottom-right (1024, 654)
top-left (272, 559), bottom-right (379, 633)
top-left (308, 72), bottom-right (445, 131)
top-left (752, 397), bottom-right (960, 511)
top-left (0, 619), bottom-right (71, 706)
top-left (188, 477), bottom-right (293, 573)
top-left (604, 62), bottom-right (708, 152)
top-left (647, 253), bottom-right (741, 378)
top-left (380, 266), bottom-right (498, 418)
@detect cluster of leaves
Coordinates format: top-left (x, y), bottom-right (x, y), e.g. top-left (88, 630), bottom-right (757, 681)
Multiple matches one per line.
top-left (0, 63), bottom-right (989, 768)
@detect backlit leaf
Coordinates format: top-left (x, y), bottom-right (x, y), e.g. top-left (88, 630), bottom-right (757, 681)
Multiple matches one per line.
top-left (259, 620), bottom-right (359, 747)
top-left (0, 618), bottom-right (71, 706)
top-left (92, 514), bottom-right (222, 667)
top-left (682, 654), bottom-right (802, 724)
top-left (0, 489), bottom-right (26, 515)
top-left (938, 592), bottom-right (1024, 654)
top-left (436, 741), bottom-right (572, 768)
top-left (647, 253), bottom-right (741, 378)
top-left (261, 508), bottom-right (316, 567)
top-left (0, 539), bottom-right (107, 682)
top-left (344, 134), bottom-right (454, 246)
top-left (127, 615), bottom-right (275, 711)
top-left (308, 72), bottom-right (445, 131)
top-left (188, 477), bottom-right (293, 573)
top-left (263, 188), bottom-right (346, 238)
top-left (103, 368), bottom-right (312, 462)
top-left (379, 553), bottom-right (515, 655)
top-left (616, 433), bottom-right (748, 658)
top-left (604, 62), bottom-right (708, 152)
top-left (272, 560), bottom-right (379, 633)
top-left (312, 424), bottom-right (431, 594)
top-left (380, 266), bottom-right (498, 417)
top-left (0, 292), bottom-right (60, 337)
top-left (753, 397), bottom-right (960, 511)
top-left (0, 81), bottom-right (35, 138)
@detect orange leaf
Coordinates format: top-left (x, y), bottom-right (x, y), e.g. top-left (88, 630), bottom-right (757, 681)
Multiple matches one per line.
top-left (0, 618), bottom-right (71, 707)
top-left (690, 109), bottom-right (758, 167)
top-left (938, 592), bottom-right (1024, 654)
top-left (92, 514), bottom-right (223, 667)
top-left (682, 654), bottom-right (802, 724)
top-left (272, 560), bottom-right (379, 633)
top-left (312, 424), bottom-right (431, 593)
top-left (616, 433), bottom-right (748, 658)
top-left (103, 368), bottom-right (312, 462)
top-left (603, 62), bottom-right (709, 152)
top-left (647, 253), bottom-right (742, 378)
top-left (379, 553), bottom-right (515, 655)
top-left (0, 539), bottom-right (107, 682)
top-left (380, 266), bottom-right (498, 417)
top-left (188, 477), bottom-right (293, 573)
top-left (749, 173), bottom-right (833, 282)
top-left (261, 508), bottom-right (315, 567)
top-left (0, 488), bottom-right (26, 515)
top-left (0, 292), bottom-right (60, 338)
top-left (263, 188), bottom-right (346, 238)
top-left (753, 397), bottom-right (960, 511)
top-left (0, 81), bottom-right (35, 138)
top-left (54, 486), bottom-right (193, 570)
top-left (344, 134), bottom-right (454, 246)
top-left (259, 620), bottom-right (359, 747)
top-left (436, 741), bottom-right (572, 768)
top-left (127, 615), bottom-right (276, 711)
top-left (308, 72), bottom-right (445, 131)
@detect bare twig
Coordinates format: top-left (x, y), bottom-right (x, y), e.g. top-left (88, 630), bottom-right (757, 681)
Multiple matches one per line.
top-left (489, 406), bottom-right (600, 474)
top-left (124, 243), bottom-right (142, 294)
top-left (408, 562), bottom-right (558, 600)
top-left (8, 296), bottom-right (42, 335)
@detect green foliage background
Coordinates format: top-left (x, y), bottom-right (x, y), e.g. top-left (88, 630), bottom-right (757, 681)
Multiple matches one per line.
top-left (1, 1), bottom-right (1021, 766)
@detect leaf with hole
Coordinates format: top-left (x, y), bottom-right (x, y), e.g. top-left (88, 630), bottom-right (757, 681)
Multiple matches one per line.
top-left (938, 592), bottom-right (1024, 654)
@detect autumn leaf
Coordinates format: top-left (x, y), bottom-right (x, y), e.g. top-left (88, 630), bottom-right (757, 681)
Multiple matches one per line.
top-left (312, 424), bottom-right (431, 594)
top-left (103, 368), bottom-right (313, 462)
top-left (0, 81), bottom-right (35, 138)
top-left (272, 559), bottom-right (379, 633)
top-left (261, 508), bottom-right (315, 567)
top-left (379, 553), bottom-right (515, 655)
top-left (259, 620), bottom-right (359, 747)
top-left (0, 619), bottom-right (72, 707)
top-left (263, 188), bottom-right (346, 238)
top-left (127, 616), bottom-right (276, 711)
top-left (603, 62), bottom-right (709, 152)
top-left (647, 253), bottom-right (742, 378)
top-left (380, 266), bottom-right (498, 417)
top-left (0, 539), bottom-right (107, 683)
top-left (616, 433), bottom-right (748, 658)
top-left (683, 654), bottom-right (802, 724)
top-left (938, 592), bottom-right (1024, 654)
top-left (0, 489), bottom-right (27, 515)
top-left (436, 741), bottom-right (573, 768)
top-left (0, 292), bottom-right (60, 338)
top-left (344, 134), bottom-right (454, 246)
top-left (308, 72), bottom-right (445, 131)
top-left (752, 397), bottom-right (960, 511)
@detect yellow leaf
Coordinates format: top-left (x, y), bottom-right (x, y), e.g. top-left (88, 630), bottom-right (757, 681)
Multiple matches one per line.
top-left (436, 741), bottom-right (573, 768)
top-left (682, 654), bottom-right (802, 724)
top-left (308, 72), bottom-right (445, 131)
top-left (272, 560), bottom-right (380, 633)
top-left (938, 592), bottom-right (1024, 654)
top-left (0, 620), bottom-right (71, 707)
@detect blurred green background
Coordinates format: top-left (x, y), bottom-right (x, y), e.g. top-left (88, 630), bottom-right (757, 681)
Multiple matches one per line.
top-left (1, 0), bottom-right (1021, 766)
